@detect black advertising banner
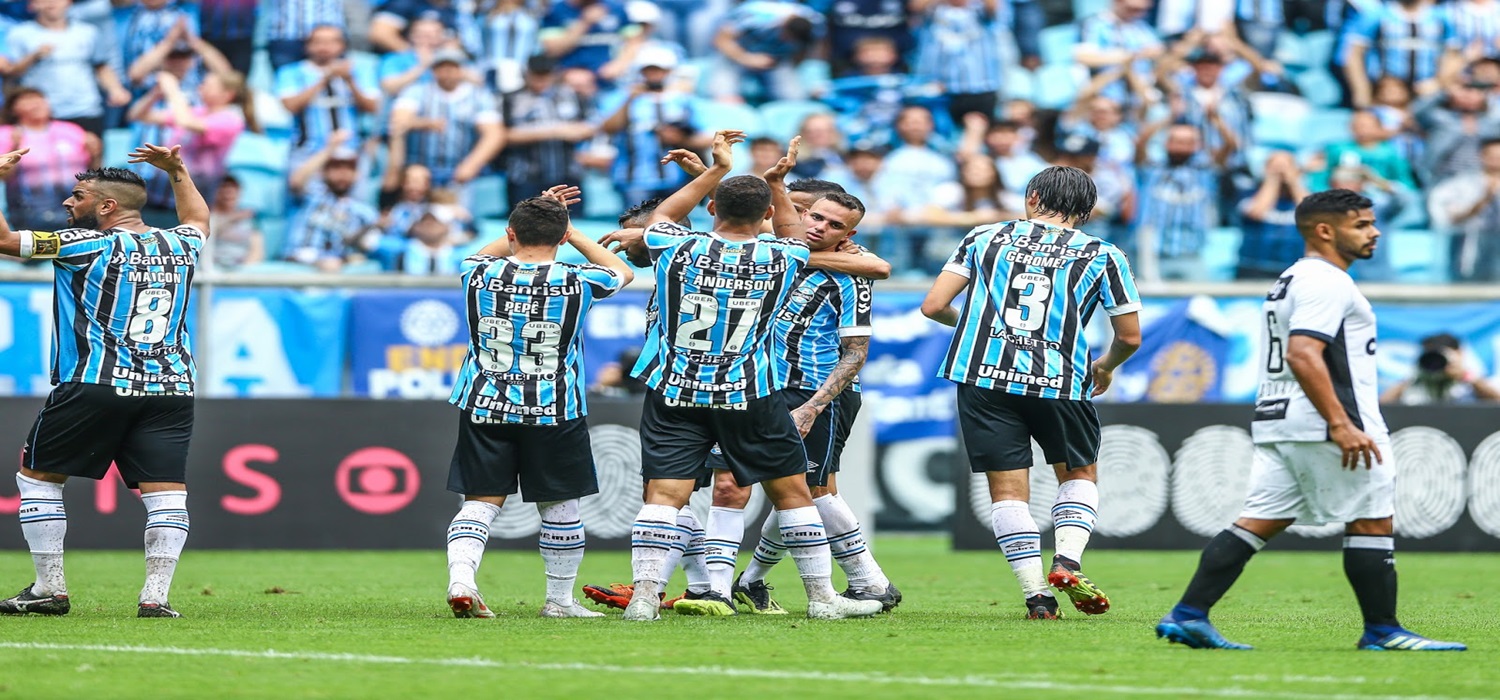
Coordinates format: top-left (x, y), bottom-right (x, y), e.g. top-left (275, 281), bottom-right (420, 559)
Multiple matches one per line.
top-left (952, 404), bottom-right (1500, 552)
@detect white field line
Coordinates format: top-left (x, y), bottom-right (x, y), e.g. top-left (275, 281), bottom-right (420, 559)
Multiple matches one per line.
top-left (0, 642), bottom-right (1460, 700)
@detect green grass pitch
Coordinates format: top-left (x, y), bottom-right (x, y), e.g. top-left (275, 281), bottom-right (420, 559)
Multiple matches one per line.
top-left (0, 537), bottom-right (1494, 699)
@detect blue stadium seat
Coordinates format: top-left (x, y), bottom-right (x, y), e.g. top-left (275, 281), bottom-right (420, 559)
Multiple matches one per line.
top-left (1039, 24), bottom-right (1079, 66)
top-left (1203, 227), bottom-right (1242, 282)
top-left (1032, 64), bottom-right (1082, 109)
top-left (476, 218), bottom-right (507, 243)
top-left (103, 128), bottom-right (134, 168)
top-left (1294, 68), bottom-right (1344, 108)
top-left (797, 60), bottom-right (832, 96)
top-left (1273, 31), bottom-right (1305, 68)
top-left (1387, 229), bottom-right (1450, 283)
top-left (248, 48), bottom-right (276, 95)
top-left (692, 98), bottom-right (764, 135)
top-left (1249, 92), bottom-right (1313, 149)
top-left (256, 216), bottom-right (288, 260)
top-left (226, 132), bottom-right (291, 174)
top-left (582, 171), bottom-right (624, 220)
top-left (1302, 108), bottom-right (1353, 149)
top-left (1300, 31), bottom-right (1338, 70)
top-left (1004, 68), bottom-right (1038, 102)
top-left (469, 175), bottom-right (507, 220)
top-left (1072, 0), bottom-right (1108, 19)
top-left (229, 168), bottom-right (288, 218)
top-left (759, 100), bottom-right (832, 142)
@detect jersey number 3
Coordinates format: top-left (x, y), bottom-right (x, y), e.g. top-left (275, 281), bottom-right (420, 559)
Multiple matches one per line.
top-left (1004, 273), bottom-right (1053, 333)
top-left (477, 317), bottom-right (562, 374)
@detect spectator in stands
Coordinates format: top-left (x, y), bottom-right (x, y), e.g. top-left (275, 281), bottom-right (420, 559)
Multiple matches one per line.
top-left (198, 0), bottom-right (258, 76)
top-left (912, 0), bottom-right (1005, 127)
top-left (276, 25), bottom-right (380, 166)
top-left (370, 0), bottom-right (482, 56)
top-left (1235, 151), bottom-right (1309, 279)
top-left (825, 146), bottom-right (883, 218)
top-left (1343, 0), bottom-right (1449, 109)
top-left (0, 88), bottom-right (100, 232)
top-left (1429, 137), bottom-right (1500, 281)
top-left (540, 0), bottom-right (640, 85)
top-left (129, 69), bottom-right (254, 220)
top-left (1053, 132), bottom-right (1134, 244)
top-left (1371, 76), bottom-right (1422, 166)
top-left (826, 0), bottom-right (918, 76)
top-left (824, 35), bottom-right (913, 150)
top-left (116, 0), bottom-right (200, 97)
top-left (597, 45), bottom-right (707, 204)
top-left (378, 16), bottom-right (459, 98)
top-left (1154, 0), bottom-right (1235, 40)
top-left (127, 20), bottom-right (235, 99)
top-left (1134, 115), bottom-right (1236, 281)
top-left (379, 164), bottom-right (435, 238)
top-left (264, 0), bottom-right (347, 72)
top-left (1157, 44), bottom-right (1254, 174)
top-left (388, 48), bottom-right (505, 195)
top-left (1382, 333), bottom-right (1500, 404)
top-left (284, 132), bottom-right (380, 272)
top-left (483, 0), bottom-right (541, 94)
top-left (875, 105), bottom-right (956, 223)
top-left (501, 54), bottom-right (595, 212)
top-left (1059, 79), bottom-right (1138, 171)
top-left (1234, 0), bottom-right (1285, 59)
top-left (1413, 77), bottom-right (1500, 185)
top-left (374, 199), bottom-right (472, 275)
top-left (1074, 0), bottom-right (1163, 107)
top-left (790, 111), bottom-right (845, 180)
top-left (0, 0), bottom-right (131, 135)
top-left (207, 174), bottom-right (264, 270)
top-left (977, 118), bottom-right (1047, 197)
top-left (711, 0), bottom-right (825, 102)
top-left (918, 150), bottom-right (1022, 228)
top-left (1315, 110), bottom-right (1418, 190)
top-left (1444, 0), bottom-right (1500, 65)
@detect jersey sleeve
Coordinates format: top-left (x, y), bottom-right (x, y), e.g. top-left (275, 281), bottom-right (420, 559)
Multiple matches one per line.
top-left (836, 276), bottom-right (873, 338)
top-left (461, 254), bottom-right (499, 276)
top-left (1100, 246), bottom-right (1143, 316)
top-left (576, 263), bottom-right (625, 298)
top-left (644, 221), bottom-right (694, 249)
top-left (1286, 272), bottom-right (1354, 343)
top-left (19, 228), bottom-right (115, 268)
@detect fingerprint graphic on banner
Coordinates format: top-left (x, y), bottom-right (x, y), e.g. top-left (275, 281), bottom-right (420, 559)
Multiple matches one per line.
top-left (582, 424), bottom-right (647, 538)
top-left (1172, 425), bottom-right (1254, 537)
top-left (1391, 426), bottom-right (1468, 539)
top-left (1469, 432), bottom-right (1500, 539)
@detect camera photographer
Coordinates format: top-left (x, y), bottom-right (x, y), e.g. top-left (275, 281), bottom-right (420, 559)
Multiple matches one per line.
top-left (1381, 333), bottom-right (1500, 405)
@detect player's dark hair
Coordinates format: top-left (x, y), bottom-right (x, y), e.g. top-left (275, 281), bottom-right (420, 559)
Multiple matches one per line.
top-left (712, 175), bottom-right (773, 225)
top-left (508, 197), bottom-right (570, 247)
top-left (1025, 166), bottom-right (1097, 225)
top-left (618, 198), bottom-right (691, 228)
top-left (1294, 189), bottom-right (1374, 234)
top-left (76, 168), bottom-right (148, 211)
top-left (787, 179), bottom-right (846, 195)
top-left (815, 192), bottom-right (866, 216)
top-left (783, 16), bottom-right (815, 46)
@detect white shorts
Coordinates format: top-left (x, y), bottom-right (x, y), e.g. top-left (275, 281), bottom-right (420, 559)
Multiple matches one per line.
top-left (1239, 439), bottom-right (1395, 525)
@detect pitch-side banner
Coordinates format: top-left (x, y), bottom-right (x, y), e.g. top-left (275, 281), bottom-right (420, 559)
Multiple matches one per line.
top-left (949, 404), bottom-right (1500, 552)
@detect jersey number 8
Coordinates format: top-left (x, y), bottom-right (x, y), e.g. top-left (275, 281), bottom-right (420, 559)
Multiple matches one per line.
top-left (126, 288), bottom-right (173, 344)
top-left (1004, 273), bottom-right (1053, 333)
top-left (477, 317), bottom-right (563, 374)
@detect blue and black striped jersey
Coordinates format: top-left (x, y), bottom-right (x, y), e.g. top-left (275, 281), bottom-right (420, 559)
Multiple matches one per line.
top-left (939, 220), bottom-right (1141, 400)
top-left (450, 255), bottom-right (624, 424)
top-left (21, 226), bottom-right (203, 394)
top-left (631, 222), bottom-right (810, 406)
top-left (775, 268), bottom-right (872, 392)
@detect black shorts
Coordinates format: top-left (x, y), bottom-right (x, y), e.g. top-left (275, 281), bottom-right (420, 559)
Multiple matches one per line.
top-left (830, 388), bottom-right (862, 474)
top-left (640, 390), bottom-right (806, 488)
top-left (447, 412), bottom-right (599, 502)
top-left (23, 382), bottom-right (194, 489)
top-left (956, 384), bottom-right (1101, 472)
top-left (700, 388), bottom-right (843, 487)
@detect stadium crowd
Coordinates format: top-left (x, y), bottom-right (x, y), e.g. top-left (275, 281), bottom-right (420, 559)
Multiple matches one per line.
top-left (0, 0), bottom-right (1495, 282)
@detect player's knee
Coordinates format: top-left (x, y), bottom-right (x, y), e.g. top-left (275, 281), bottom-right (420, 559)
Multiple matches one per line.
top-left (809, 484), bottom-right (833, 499)
top-left (1056, 463), bottom-right (1096, 482)
top-left (1233, 517), bottom-right (1292, 540)
top-left (19, 467), bottom-right (66, 484)
top-left (761, 475), bottom-right (814, 510)
top-left (645, 479), bottom-right (696, 508)
top-left (712, 474), bottom-right (751, 508)
top-left (1345, 517), bottom-right (1393, 536)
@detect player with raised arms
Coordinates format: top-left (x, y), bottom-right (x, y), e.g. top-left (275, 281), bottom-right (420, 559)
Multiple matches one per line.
top-left (0, 143), bottom-right (210, 618)
top-left (1155, 189), bottom-right (1467, 652)
top-left (618, 130), bottom-right (883, 621)
top-left (921, 165), bottom-right (1142, 620)
top-left (442, 186), bottom-right (633, 620)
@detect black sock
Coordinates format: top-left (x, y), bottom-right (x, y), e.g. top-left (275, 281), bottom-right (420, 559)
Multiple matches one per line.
top-left (1343, 535), bottom-right (1400, 629)
top-left (1176, 526), bottom-right (1265, 616)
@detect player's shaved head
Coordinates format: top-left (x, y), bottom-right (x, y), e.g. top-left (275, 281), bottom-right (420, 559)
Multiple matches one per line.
top-left (77, 168), bottom-right (148, 212)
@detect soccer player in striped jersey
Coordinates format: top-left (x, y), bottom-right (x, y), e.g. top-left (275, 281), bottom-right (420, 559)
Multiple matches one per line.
top-left (922, 166), bottom-right (1143, 620)
top-left (443, 187), bottom-right (633, 620)
top-left (1156, 190), bottom-right (1466, 652)
top-left (0, 143), bottom-right (211, 618)
top-left (620, 130), bottom-right (882, 621)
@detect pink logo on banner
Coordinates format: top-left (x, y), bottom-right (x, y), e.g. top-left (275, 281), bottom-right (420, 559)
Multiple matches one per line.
top-left (335, 447), bottom-right (420, 514)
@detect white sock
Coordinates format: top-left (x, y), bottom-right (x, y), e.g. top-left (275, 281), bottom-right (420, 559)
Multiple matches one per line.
top-left (816, 494), bottom-right (889, 592)
top-left (17, 473), bottom-right (66, 596)
top-left (140, 490), bottom-right (189, 605)
top-left (778, 506), bottom-right (837, 604)
top-left (447, 500), bottom-right (501, 591)
top-left (630, 503), bottom-right (681, 600)
top-left (991, 500), bottom-right (1050, 599)
top-left (1052, 479), bottom-right (1099, 564)
top-left (538, 500), bottom-right (585, 605)
top-left (705, 506), bottom-right (745, 596)
top-left (742, 509), bottom-right (785, 584)
top-left (678, 507), bottom-right (711, 594)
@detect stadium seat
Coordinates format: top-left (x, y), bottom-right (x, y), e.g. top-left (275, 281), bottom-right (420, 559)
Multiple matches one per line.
top-left (226, 132), bottom-right (291, 174)
top-left (692, 98), bottom-right (764, 136)
top-left (1294, 68), bottom-right (1344, 108)
top-left (469, 175), bottom-right (507, 220)
top-left (103, 128), bottom-right (134, 168)
top-left (1272, 32), bottom-right (1305, 68)
top-left (1039, 24), bottom-right (1079, 66)
top-left (475, 218), bottom-right (507, 243)
top-left (759, 100), bottom-right (832, 142)
top-left (229, 168), bottom-right (288, 218)
top-left (1072, 0), bottom-right (1109, 19)
top-left (1302, 108), bottom-right (1353, 149)
top-left (256, 216), bottom-right (288, 260)
top-left (1203, 227), bottom-right (1242, 282)
top-left (1248, 92), bottom-right (1313, 149)
top-left (1300, 31), bottom-right (1338, 70)
top-left (1004, 68), bottom-right (1038, 102)
top-left (1387, 229), bottom-right (1450, 283)
top-left (581, 171), bottom-right (624, 220)
top-left (797, 60), bottom-right (832, 97)
top-left (1032, 64), bottom-right (1083, 109)
top-left (248, 48), bottom-right (276, 95)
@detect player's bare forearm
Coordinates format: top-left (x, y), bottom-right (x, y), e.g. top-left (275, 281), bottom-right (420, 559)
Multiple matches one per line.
top-left (0, 147), bottom-right (28, 254)
top-left (651, 162), bottom-right (727, 226)
top-left (569, 229), bottom-right (635, 285)
top-left (1096, 311), bottom-right (1142, 371)
top-left (1286, 335), bottom-right (1353, 429)
top-left (769, 182), bottom-right (804, 240)
top-left (809, 249), bottom-right (891, 280)
top-left (804, 336), bottom-right (869, 413)
top-left (920, 270), bottom-right (967, 326)
top-left (477, 236), bottom-right (512, 257)
top-left (167, 165), bottom-right (212, 235)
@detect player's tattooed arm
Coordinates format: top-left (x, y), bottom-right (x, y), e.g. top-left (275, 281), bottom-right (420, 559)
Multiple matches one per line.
top-left (0, 148), bottom-right (31, 256)
top-left (809, 243), bottom-right (891, 280)
top-left (792, 335), bottom-right (869, 437)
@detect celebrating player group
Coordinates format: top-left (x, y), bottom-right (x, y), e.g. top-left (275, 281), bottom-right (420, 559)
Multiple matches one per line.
top-left (0, 131), bottom-right (1470, 647)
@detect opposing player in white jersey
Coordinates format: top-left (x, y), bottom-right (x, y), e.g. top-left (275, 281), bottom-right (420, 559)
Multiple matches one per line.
top-left (1156, 189), bottom-right (1466, 652)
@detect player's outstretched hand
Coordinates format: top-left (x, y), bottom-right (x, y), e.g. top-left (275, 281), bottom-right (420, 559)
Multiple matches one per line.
top-left (598, 227), bottom-right (645, 254)
top-left (0, 148), bottom-right (30, 180)
top-left (128, 143), bottom-right (186, 174)
top-left (1090, 361), bottom-right (1113, 397)
top-left (661, 149), bottom-right (707, 177)
top-left (762, 135), bottom-right (801, 183)
top-left (710, 130), bottom-right (746, 170)
top-left (1330, 423), bottom-right (1383, 471)
top-left (542, 184), bottom-right (582, 208)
